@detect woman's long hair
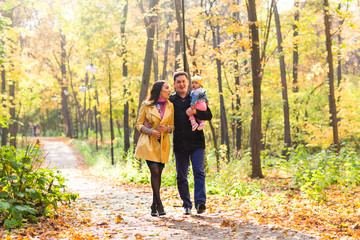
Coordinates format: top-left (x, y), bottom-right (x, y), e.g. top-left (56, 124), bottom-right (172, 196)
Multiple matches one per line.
top-left (146, 80), bottom-right (166, 106)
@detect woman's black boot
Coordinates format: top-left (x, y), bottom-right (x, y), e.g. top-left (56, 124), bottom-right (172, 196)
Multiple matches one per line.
top-left (151, 204), bottom-right (158, 217)
top-left (157, 203), bottom-right (166, 216)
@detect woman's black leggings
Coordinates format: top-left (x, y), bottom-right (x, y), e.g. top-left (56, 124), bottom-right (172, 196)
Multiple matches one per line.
top-left (146, 161), bottom-right (164, 206)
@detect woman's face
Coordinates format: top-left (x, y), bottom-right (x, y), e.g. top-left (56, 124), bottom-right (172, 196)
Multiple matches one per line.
top-left (160, 82), bottom-right (171, 99)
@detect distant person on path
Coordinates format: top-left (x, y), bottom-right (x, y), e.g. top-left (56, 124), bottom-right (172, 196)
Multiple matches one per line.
top-left (28, 123), bottom-right (34, 136)
top-left (170, 71), bottom-right (212, 215)
top-left (188, 75), bottom-right (209, 131)
top-left (34, 123), bottom-right (40, 137)
top-left (135, 80), bottom-right (174, 217)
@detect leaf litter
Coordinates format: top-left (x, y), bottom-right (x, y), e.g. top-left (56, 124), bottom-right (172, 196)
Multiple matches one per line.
top-left (1, 138), bottom-right (358, 239)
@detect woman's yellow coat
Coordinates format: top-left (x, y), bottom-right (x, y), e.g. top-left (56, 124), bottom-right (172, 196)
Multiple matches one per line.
top-left (135, 100), bottom-right (174, 163)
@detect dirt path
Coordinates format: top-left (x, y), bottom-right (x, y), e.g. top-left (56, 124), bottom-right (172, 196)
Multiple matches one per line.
top-left (41, 138), bottom-right (318, 240)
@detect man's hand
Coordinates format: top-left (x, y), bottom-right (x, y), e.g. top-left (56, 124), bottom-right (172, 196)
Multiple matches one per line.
top-left (186, 107), bottom-right (197, 116)
top-left (156, 125), bottom-right (168, 133)
top-left (151, 130), bottom-right (161, 139)
top-left (144, 119), bottom-right (153, 129)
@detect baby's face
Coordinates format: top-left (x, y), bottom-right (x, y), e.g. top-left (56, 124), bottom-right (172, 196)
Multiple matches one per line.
top-left (191, 81), bottom-right (201, 90)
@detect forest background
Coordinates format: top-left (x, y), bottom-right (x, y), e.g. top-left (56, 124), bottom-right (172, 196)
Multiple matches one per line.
top-left (1, 0), bottom-right (360, 237)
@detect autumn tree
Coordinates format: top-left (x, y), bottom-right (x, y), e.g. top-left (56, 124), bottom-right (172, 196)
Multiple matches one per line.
top-left (1, 58), bottom-right (6, 146)
top-left (134, 0), bottom-right (160, 145)
top-left (232, 0), bottom-right (243, 151)
top-left (293, 0), bottom-right (299, 93)
top-left (120, 0), bottom-right (130, 153)
top-left (160, 2), bottom-right (171, 80)
top-left (0, 6), bottom-right (13, 146)
top-left (206, 2), bottom-right (230, 153)
top-left (59, 33), bottom-right (73, 138)
top-left (247, 0), bottom-right (264, 178)
top-left (323, 0), bottom-right (340, 151)
top-left (336, 3), bottom-right (343, 87)
top-left (174, 0), bottom-right (189, 75)
top-left (273, 1), bottom-right (291, 157)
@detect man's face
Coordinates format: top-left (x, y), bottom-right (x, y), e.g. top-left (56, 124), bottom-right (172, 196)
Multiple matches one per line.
top-left (174, 74), bottom-right (189, 95)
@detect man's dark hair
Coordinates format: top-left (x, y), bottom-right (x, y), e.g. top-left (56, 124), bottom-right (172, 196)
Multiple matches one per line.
top-left (173, 71), bottom-right (188, 82)
top-left (147, 80), bottom-right (166, 106)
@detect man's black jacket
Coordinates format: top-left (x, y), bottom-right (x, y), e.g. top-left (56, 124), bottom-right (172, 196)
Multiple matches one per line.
top-left (170, 92), bottom-right (212, 152)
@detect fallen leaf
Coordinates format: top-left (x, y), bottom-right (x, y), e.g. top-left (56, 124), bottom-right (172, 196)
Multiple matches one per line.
top-left (116, 215), bottom-right (123, 223)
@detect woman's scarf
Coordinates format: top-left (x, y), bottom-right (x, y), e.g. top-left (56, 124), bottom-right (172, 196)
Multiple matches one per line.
top-left (156, 97), bottom-right (167, 119)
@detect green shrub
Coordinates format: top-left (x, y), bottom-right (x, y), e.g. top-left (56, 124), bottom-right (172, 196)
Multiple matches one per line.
top-left (0, 143), bottom-right (77, 229)
top-left (284, 146), bottom-right (360, 202)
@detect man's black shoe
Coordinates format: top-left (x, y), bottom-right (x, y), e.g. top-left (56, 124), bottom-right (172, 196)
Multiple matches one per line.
top-left (183, 207), bottom-right (191, 215)
top-left (196, 203), bottom-right (206, 214)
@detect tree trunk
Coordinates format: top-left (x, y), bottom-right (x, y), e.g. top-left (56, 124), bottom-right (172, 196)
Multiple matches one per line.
top-left (88, 87), bottom-right (93, 131)
top-left (209, 120), bottom-right (220, 173)
top-left (40, 113), bottom-right (46, 137)
top-left (123, 97), bottom-right (130, 150)
top-left (174, 0), bottom-right (189, 75)
top-left (85, 73), bottom-right (89, 139)
top-left (9, 81), bottom-right (16, 147)
top-left (292, 0), bottom-right (300, 147)
top-left (60, 33), bottom-right (73, 137)
top-left (293, 0), bottom-right (299, 93)
top-left (161, 11), bottom-right (171, 80)
top-left (273, 2), bottom-right (291, 157)
top-left (68, 61), bottom-right (82, 138)
top-left (99, 117), bottom-right (103, 142)
top-left (116, 119), bottom-right (122, 137)
top-left (248, 0), bottom-right (264, 178)
top-left (233, 0), bottom-right (242, 151)
top-left (95, 89), bottom-right (103, 143)
top-left (174, 33), bottom-right (181, 71)
top-left (153, 23), bottom-right (159, 82)
top-left (74, 104), bottom-right (79, 138)
top-left (23, 115), bottom-right (28, 137)
top-left (134, 0), bottom-right (160, 146)
top-left (162, 34), bottom-right (170, 80)
top-left (121, 0), bottom-right (130, 153)
top-left (323, 0), bottom-right (340, 152)
top-left (94, 105), bottom-right (98, 150)
top-left (337, 3), bottom-right (342, 87)
top-left (1, 68), bottom-right (7, 146)
top-left (89, 88), bottom-right (94, 130)
top-left (234, 57), bottom-right (242, 150)
top-left (96, 90), bottom-right (103, 142)
top-left (46, 110), bottom-right (50, 135)
top-left (211, 25), bottom-right (230, 153)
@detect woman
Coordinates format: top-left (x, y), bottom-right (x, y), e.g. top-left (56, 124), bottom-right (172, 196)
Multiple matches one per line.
top-left (135, 80), bottom-right (174, 217)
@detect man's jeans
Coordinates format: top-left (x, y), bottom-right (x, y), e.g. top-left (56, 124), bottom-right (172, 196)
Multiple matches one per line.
top-left (175, 149), bottom-right (206, 208)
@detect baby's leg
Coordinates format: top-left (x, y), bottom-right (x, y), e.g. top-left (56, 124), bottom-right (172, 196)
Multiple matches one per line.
top-left (197, 119), bottom-right (206, 130)
top-left (194, 101), bottom-right (207, 111)
top-left (194, 101), bottom-right (207, 130)
top-left (189, 113), bottom-right (198, 131)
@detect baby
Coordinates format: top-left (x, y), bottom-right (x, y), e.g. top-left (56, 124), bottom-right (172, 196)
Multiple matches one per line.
top-left (189, 75), bottom-right (209, 131)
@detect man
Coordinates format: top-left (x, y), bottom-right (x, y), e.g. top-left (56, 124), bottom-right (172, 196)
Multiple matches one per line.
top-left (170, 71), bottom-right (212, 215)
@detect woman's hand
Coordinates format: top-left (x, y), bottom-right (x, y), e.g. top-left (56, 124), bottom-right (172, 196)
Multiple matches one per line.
top-left (144, 119), bottom-right (154, 129)
top-left (151, 130), bottom-right (161, 139)
top-left (186, 107), bottom-right (196, 116)
top-left (156, 125), bottom-right (168, 133)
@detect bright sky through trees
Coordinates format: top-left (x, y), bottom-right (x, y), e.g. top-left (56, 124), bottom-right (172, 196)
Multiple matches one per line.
top-left (277, 0), bottom-right (295, 12)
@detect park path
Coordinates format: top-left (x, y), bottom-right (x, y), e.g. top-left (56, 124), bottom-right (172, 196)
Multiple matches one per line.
top-left (41, 138), bottom-right (318, 240)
